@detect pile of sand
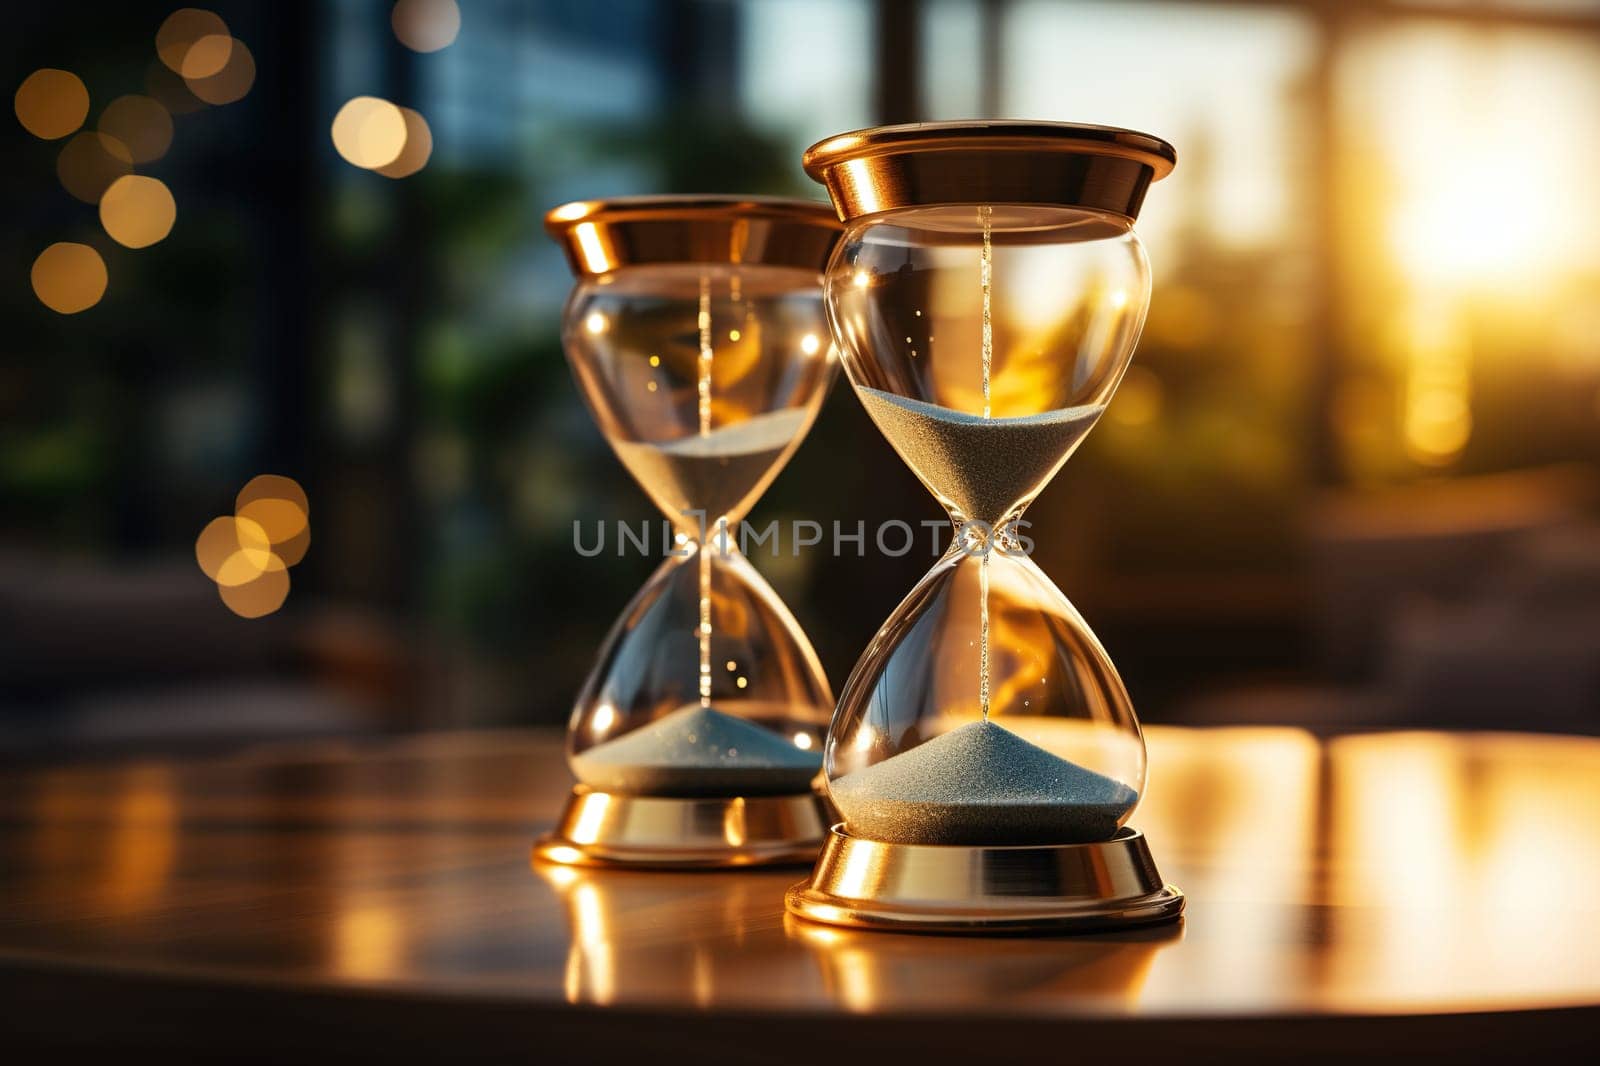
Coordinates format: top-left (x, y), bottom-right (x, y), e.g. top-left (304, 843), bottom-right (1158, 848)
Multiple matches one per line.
top-left (830, 720), bottom-right (1137, 844)
top-left (572, 704), bottom-right (821, 797)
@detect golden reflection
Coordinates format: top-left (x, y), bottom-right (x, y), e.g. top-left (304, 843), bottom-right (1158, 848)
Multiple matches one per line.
top-left (568, 791), bottom-right (609, 844)
top-left (722, 796), bottom-right (747, 846)
top-left (1323, 733), bottom-right (1600, 1010)
top-left (30, 242), bottom-right (107, 315)
top-left (99, 175), bottom-right (177, 249)
top-left (14, 68), bottom-right (89, 140)
top-left (789, 916), bottom-right (1176, 1013)
top-left (536, 864), bottom-right (814, 1008)
top-left (1134, 726), bottom-right (1320, 1007)
top-left (572, 222), bottom-right (610, 275)
top-left (334, 905), bottom-right (404, 980)
top-left (97, 94), bottom-right (173, 163)
top-left (98, 767), bottom-right (178, 914)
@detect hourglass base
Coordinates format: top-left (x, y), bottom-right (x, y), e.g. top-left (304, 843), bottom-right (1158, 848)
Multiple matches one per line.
top-left (785, 825), bottom-right (1184, 934)
top-left (534, 785), bottom-right (830, 869)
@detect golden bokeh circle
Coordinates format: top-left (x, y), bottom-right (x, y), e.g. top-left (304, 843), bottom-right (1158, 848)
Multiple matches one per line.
top-left (99, 175), bottom-right (177, 249)
top-left (15, 68), bottom-right (89, 140)
top-left (237, 475), bottom-right (311, 566)
top-left (215, 547), bottom-right (287, 588)
top-left (56, 131), bottom-right (133, 204)
top-left (331, 96), bottom-right (408, 169)
top-left (156, 9), bottom-right (231, 75)
top-left (98, 94), bottom-right (173, 163)
top-left (31, 243), bottom-right (108, 314)
top-left (392, 0), bottom-right (461, 53)
top-left (179, 34), bottom-right (234, 80)
top-left (218, 564), bottom-right (290, 618)
top-left (195, 515), bottom-right (272, 583)
top-left (236, 474), bottom-right (309, 516)
top-left (375, 107), bottom-right (433, 179)
top-left (238, 497), bottom-right (308, 544)
top-left (185, 38), bottom-right (255, 106)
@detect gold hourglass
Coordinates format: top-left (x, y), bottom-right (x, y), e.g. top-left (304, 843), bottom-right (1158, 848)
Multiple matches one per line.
top-left (537, 197), bottom-right (842, 868)
top-left (786, 123), bottom-right (1186, 931)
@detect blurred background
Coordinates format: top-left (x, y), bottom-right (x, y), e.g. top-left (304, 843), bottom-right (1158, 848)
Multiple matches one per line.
top-left (3, 0), bottom-right (1597, 759)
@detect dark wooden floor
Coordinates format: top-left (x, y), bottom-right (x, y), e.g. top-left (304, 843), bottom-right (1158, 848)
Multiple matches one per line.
top-left (1, 726), bottom-right (1595, 1062)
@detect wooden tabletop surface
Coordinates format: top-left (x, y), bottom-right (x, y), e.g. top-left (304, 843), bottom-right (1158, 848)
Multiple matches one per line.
top-left (1, 725), bottom-right (1596, 1062)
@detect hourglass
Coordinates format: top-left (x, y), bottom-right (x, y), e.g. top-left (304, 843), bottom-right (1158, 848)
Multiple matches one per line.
top-left (537, 196), bottom-right (842, 868)
top-left (786, 123), bottom-right (1185, 931)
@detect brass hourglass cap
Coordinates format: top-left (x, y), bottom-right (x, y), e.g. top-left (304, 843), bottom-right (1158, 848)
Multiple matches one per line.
top-left (544, 194), bottom-right (843, 278)
top-left (803, 120), bottom-right (1177, 224)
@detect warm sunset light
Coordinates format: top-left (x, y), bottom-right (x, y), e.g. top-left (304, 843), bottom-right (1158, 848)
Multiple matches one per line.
top-left (14, 68), bottom-right (89, 140)
top-left (7, 6), bottom-right (1600, 1058)
top-left (30, 242), bottom-right (107, 314)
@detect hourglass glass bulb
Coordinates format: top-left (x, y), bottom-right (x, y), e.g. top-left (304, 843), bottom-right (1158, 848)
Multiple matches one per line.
top-left (805, 124), bottom-right (1174, 845)
top-left (539, 198), bottom-right (842, 868)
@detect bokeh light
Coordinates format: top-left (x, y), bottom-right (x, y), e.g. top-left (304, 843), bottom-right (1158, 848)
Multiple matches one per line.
top-left (391, 0), bottom-right (462, 53)
top-left (332, 96), bottom-right (407, 169)
top-left (218, 565), bottom-right (290, 619)
top-left (99, 175), bottom-right (177, 249)
top-left (98, 94), bottom-right (173, 163)
top-left (56, 130), bottom-right (133, 204)
top-left (156, 9), bottom-right (230, 75)
top-left (30, 243), bottom-right (107, 314)
top-left (14, 68), bottom-right (89, 140)
top-left (195, 515), bottom-right (272, 584)
top-left (1109, 366), bottom-right (1164, 428)
top-left (196, 477), bottom-right (311, 618)
top-left (375, 107), bottom-right (432, 179)
top-left (236, 475), bottom-right (311, 567)
top-left (184, 38), bottom-right (255, 105)
top-left (214, 546), bottom-right (286, 588)
top-left (179, 34), bottom-right (234, 80)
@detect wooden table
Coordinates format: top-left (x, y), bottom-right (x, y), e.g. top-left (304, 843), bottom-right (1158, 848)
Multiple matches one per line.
top-left (1, 726), bottom-right (1596, 1062)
